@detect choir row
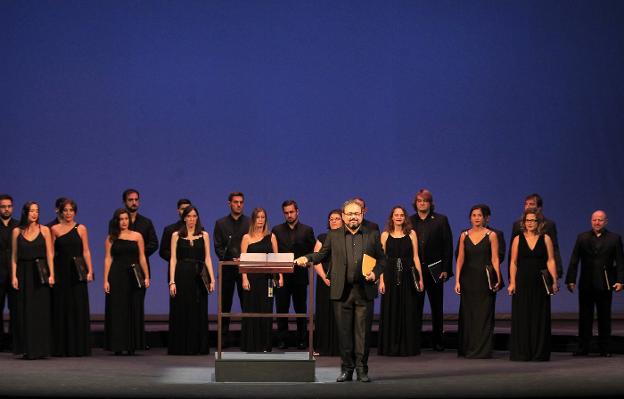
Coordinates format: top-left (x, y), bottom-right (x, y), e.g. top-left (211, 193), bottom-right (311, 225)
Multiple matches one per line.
top-left (0, 190), bottom-right (622, 367)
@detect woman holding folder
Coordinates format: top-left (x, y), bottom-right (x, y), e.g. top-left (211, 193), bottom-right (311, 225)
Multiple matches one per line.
top-left (508, 208), bottom-right (558, 361)
top-left (168, 206), bottom-right (215, 355)
top-left (454, 204), bottom-right (501, 358)
top-left (103, 208), bottom-right (150, 355)
top-left (11, 201), bottom-right (55, 359)
top-left (378, 205), bottom-right (424, 356)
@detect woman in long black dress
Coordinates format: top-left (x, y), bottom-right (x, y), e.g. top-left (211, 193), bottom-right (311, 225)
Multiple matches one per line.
top-left (454, 204), bottom-right (501, 358)
top-left (11, 201), bottom-right (55, 359)
top-left (104, 208), bottom-right (150, 355)
top-left (240, 207), bottom-right (282, 352)
top-left (312, 209), bottom-right (342, 356)
top-left (508, 208), bottom-right (558, 361)
top-left (168, 206), bottom-right (215, 355)
top-left (50, 198), bottom-right (93, 357)
top-left (377, 206), bottom-right (425, 356)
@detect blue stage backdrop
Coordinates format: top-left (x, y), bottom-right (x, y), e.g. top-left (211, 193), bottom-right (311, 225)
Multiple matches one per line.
top-left (3, 0), bottom-right (623, 316)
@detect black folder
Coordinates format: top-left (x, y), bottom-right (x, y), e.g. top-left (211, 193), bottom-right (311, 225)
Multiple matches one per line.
top-left (541, 269), bottom-right (554, 295)
top-left (485, 264), bottom-right (498, 291)
top-left (73, 256), bottom-right (88, 282)
top-left (427, 260), bottom-right (442, 283)
top-left (130, 263), bottom-right (145, 288)
top-left (34, 258), bottom-right (50, 285)
top-left (603, 265), bottom-right (612, 291)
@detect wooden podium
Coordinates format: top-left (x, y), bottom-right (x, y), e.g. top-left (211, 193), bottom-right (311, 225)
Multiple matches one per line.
top-left (214, 258), bottom-right (316, 382)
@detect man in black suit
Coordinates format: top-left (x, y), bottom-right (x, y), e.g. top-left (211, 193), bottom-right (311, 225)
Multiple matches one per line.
top-left (409, 189), bottom-right (453, 351)
top-left (296, 199), bottom-right (384, 383)
top-left (353, 197), bottom-right (379, 232)
top-left (272, 200), bottom-right (315, 349)
top-left (510, 193), bottom-right (563, 278)
top-left (213, 192), bottom-right (250, 347)
top-left (159, 198), bottom-right (192, 281)
top-left (0, 194), bottom-right (19, 351)
top-left (566, 210), bottom-right (624, 357)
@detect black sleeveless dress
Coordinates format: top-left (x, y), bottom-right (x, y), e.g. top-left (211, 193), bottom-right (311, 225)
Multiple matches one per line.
top-left (168, 236), bottom-right (209, 355)
top-left (313, 233), bottom-right (340, 356)
top-left (13, 230), bottom-right (51, 359)
top-left (510, 234), bottom-right (551, 361)
top-left (52, 224), bottom-right (91, 356)
top-left (105, 239), bottom-right (145, 353)
top-left (240, 235), bottom-right (273, 352)
top-left (457, 232), bottom-right (496, 358)
top-left (378, 234), bottom-right (422, 356)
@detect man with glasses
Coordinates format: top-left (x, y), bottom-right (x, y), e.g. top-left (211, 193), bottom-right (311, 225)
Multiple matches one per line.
top-left (0, 195), bottom-right (18, 351)
top-left (295, 199), bottom-right (385, 383)
top-left (409, 189), bottom-right (453, 352)
top-left (566, 210), bottom-right (624, 357)
top-left (510, 193), bottom-right (563, 279)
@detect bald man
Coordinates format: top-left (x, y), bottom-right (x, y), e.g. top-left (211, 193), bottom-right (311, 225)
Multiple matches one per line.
top-left (566, 210), bottom-right (624, 357)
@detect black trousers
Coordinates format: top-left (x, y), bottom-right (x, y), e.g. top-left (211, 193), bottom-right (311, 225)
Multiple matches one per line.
top-left (578, 288), bottom-right (612, 353)
top-left (333, 284), bottom-right (374, 372)
top-left (0, 272), bottom-right (14, 349)
top-left (419, 270), bottom-right (445, 346)
top-left (221, 275), bottom-right (243, 336)
top-left (275, 281), bottom-right (307, 342)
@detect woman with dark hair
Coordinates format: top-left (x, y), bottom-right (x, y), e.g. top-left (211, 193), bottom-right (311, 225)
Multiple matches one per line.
top-left (377, 205), bottom-right (424, 356)
top-left (240, 207), bottom-right (282, 352)
top-left (508, 208), bottom-right (558, 361)
top-left (11, 201), bottom-right (55, 359)
top-left (312, 209), bottom-right (342, 356)
top-left (454, 204), bottom-right (501, 358)
top-left (50, 198), bottom-right (93, 356)
top-left (104, 208), bottom-right (150, 355)
top-left (168, 206), bottom-right (215, 355)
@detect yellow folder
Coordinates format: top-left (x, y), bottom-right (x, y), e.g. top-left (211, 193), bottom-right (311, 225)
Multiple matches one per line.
top-left (362, 254), bottom-right (376, 276)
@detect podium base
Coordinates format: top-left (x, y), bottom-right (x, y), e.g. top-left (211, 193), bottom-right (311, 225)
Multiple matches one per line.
top-left (215, 352), bottom-right (315, 382)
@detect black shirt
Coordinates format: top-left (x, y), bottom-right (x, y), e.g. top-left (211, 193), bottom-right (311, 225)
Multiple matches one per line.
top-left (214, 214), bottom-right (250, 261)
top-left (409, 211), bottom-right (454, 277)
top-left (362, 219), bottom-right (380, 233)
top-left (272, 221), bottom-right (315, 285)
top-left (0, 218), bottom-right (19, 270)
top-left (159, 220), bottom-right (184, 262)
top-left (566, 229), bottom-right (624, 290)
top-left (345, 228), bottom-right (364, 284)
top-left (213, 214), bottom-right (250, 279)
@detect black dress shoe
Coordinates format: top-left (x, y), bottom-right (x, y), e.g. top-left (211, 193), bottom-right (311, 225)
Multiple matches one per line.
top-left (356, 370), bottom-right (371, 383)
top-left (433, 344), bottom-right (445, 352)
top-left (336, 371), bottom-right (353, 382)
top-left (600, 352), bottom-right (612, 358)
top-left (572, 350), bottom-right (589, 356)
top-left (277, 341), bottom-right (287, 350)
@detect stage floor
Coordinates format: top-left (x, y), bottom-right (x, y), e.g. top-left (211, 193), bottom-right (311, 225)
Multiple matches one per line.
top-left (0, 347), bottom-right (623, 398)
